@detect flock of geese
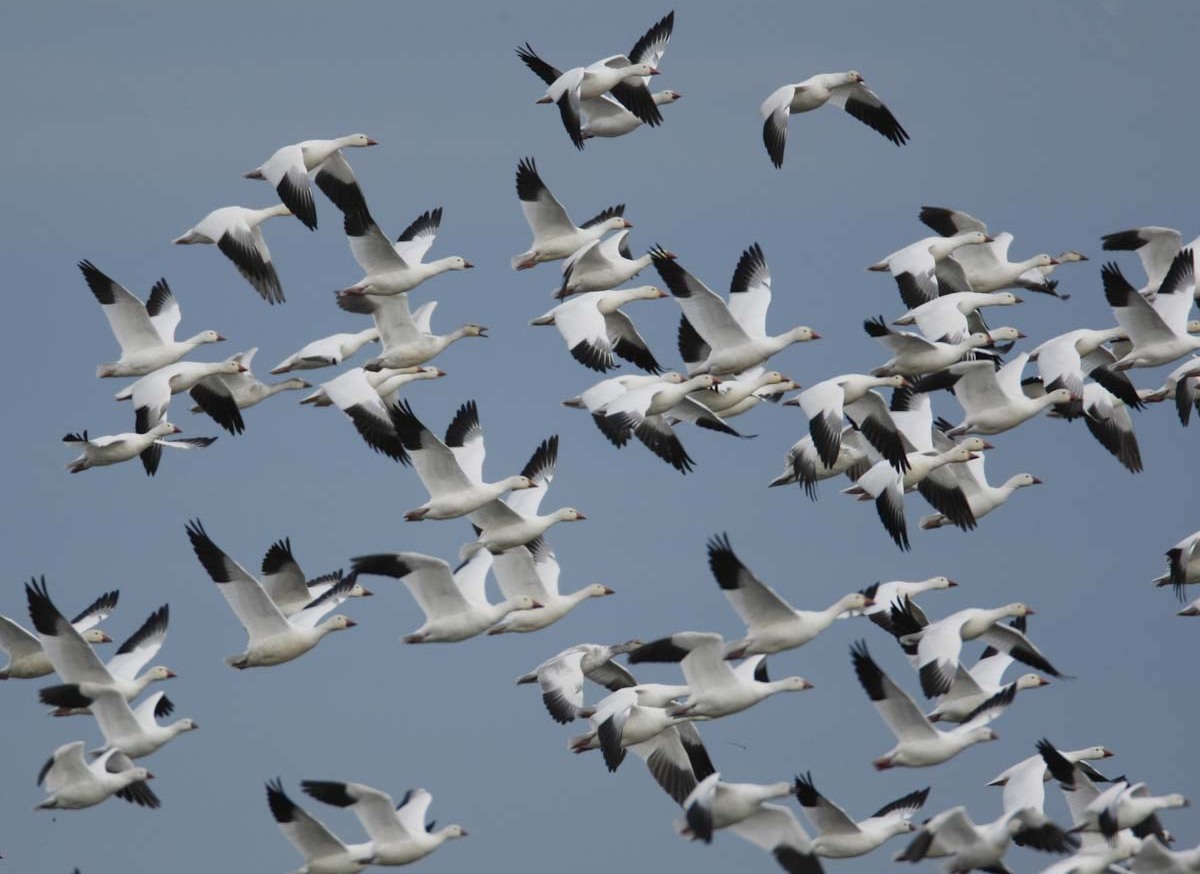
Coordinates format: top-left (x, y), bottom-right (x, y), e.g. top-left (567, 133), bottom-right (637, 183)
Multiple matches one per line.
top-left (5, 9), bottom-right (1198, 874)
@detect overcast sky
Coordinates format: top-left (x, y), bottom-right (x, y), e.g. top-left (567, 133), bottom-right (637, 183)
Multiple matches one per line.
top-left (2, 1), bottom-right (1198, 872)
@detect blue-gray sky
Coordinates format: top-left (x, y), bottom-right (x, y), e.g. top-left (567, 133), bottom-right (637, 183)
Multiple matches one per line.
top-left (2, 1), bottom-right (1197, 871)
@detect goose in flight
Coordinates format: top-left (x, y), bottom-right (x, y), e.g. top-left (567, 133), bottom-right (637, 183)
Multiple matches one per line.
top-left (760, 70), bottom-right (909, 168)
top-left (1101, 225), bottom-right (1199, 295)
top-left (581, 89), bottom-right (682, 139)
top-left (531, 286), bottom-right (666, 373)
top-left (265, 779), bottom-right (375, 874)
top-left (793, 773), bottom-right (929, 858)
top-left (515, 640), bottom-right (641, 723)
top-left (1103, 250), bottom-right (1200, 371)
top-left (257, 538), bottom-right (372, 618)
top-left (791, 374), bottom-right (912, 472)
top-left (336, 293), bottom-right (487, 371)
top-left (63, 424), bottom-right (216, 476)
top-left (316, 367), bottom-right (412, 463)
top-left (35, 743), bottom-right (157, 811)
top-left (487, 543), bottom-right (614, 635)
top-left (186, 520), bottom-right (359, 668)
top-left (0, 589), bottom-right (115, 679)
top-left (510, 157), bottom-right (631, 270)
top-left (80, 261), bottom-right (224, 378)
top-left (242, 134), bottom-right (378, 230)
top-left (868, 233), bottom-right (993, 308)
top-left (172, 204), bottom-right (292, 304)
top-left (188, 349), bottom-right (310, 425)
top-left (299, 365), bottom-right (443, 408)
top-left (863, 317), bottom-right (1020, 377)
top-left (893, 802), bottom-right (1079, 872)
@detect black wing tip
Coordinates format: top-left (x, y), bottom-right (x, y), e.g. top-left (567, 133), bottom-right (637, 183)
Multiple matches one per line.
top-left (301, 780), bottom-right (356, 808)
top-left (850, 640), bottom-right (886, 700)
top-left (705, 532), bottom-right (744, 591)
top-left (261, 537), bottom-right (296, 576)
top-left (266, 778), bottom-right (296, 822)
top-left (792, 771), bottom-right (820, 806)
top-left (863, 315), bottom-right (890, 337)
top-left (69, 589), bottom-right (119, 625)
top-left (443, 399), bottom-right (481, 448)
top-left (25, 575), bottom-right (61, 636)
top-left (396, 206), bottom-right (444, 242)
top-left (350, 553), bottom-right (411, 579)
top-left (627, 636), bottom-right (689, 664)
top-left (115, 604), bottom-right (170, 655)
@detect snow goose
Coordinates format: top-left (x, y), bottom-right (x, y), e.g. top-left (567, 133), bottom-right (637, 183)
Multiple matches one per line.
top-left (760, 70), bottom-right (909, 167)
top-left (531, 285), bottom-right (666, 372)
top-left (894, 600), bottom-right (1064, 698)
top-left (569, 686), bottom-right (696, 770)
top-left (1046, 380), bottom-right (1144, 473)
top-left (317, 367), bottom-right (411, 463)
top-left (35, 743), bottom-right (156, 810)
top-left (258, 539), bottom-right (372, 617)
top-left (1129, 835), bottom-right (1200, 873)
top-left (1015, 251), bottom-right (1089, 300)
top-left (561, 373), bottom-right (664, 413)
top-left (270, 328), bottom-right (380, 374)
top-left (1142, 358), bottom-right (1200, 425)
top-left (556, 232), bottom-right (661, 298)
top-left (510, 157), bottom-right (631, 270)
top-left (265, 779), bottom-right (375, 874)
top-left (934, 354), bottom-right (1074, 437)
top-left (894, 292), bottom-right (1023, 344)
top-left (517, 13), bottom-right (671, 148)
top-left (1030, 327), bottom-right (1134, 401)
top-left (387, 399), bottom-right (536, 520)
top-left (63, 423), bottom-right (215, 476)
top-left (850, 640), bottom-right (1005, 769)
top-left (679, 772), bottom-right (823, 874)
top-left (487, 544), bottom-right (613, 634)
top-left (868, 233), bottom-right (993, 307)
top-left (117, 358), bottom-right (247, 426)
top-left (917, 448), bottom-right (1041, 531)
top-left (839, 578), bottom-right (957, 634)
top-left (1040, 741), bottom-right (1188, 843)
top-left (336, 293), bottom-right (487, 371)
top-left (80, 261), bottom-right (224, 378)
top-left (987, 745), bottom-right (1114, 791)
top-left (864, 317), bottom-right (1019, 377)
top-left (1103, 250), bottom-right (1200, 370)
top-left (0, 591), bottom-right (115, 680)
top-left (793, 774), bottom-right (929, 858)
top-left (578, 716), bottom-right (715, 805)
top-left (893, 804), bottom-right (1078, 871)
top-left (654, 244), bottom-right (820, 375)
top-left (172, 204), bottom-right (291, 303)
top-left (349, 550), bottom-right (538, 642)
top-left (300, 366), bottom-right (442, 407)
top-left (581, 90), bottom-right (682, 139)
top-left (1156, 530), bottom-right (1200, 602)
top-left (42, 685), bottom-right (196, 759)
top-left (243, 134), bottom-right (378, 230)
top-left (1101, 226), bottom-right (1197, 294)
top-left (188, 349), bottom-right (309, 426)
top-left (707, 534), bottom-right (872, 657)
top-left (918, 207), bottom-right (1064, 296)
top-left (186, 520), bottom-right (358, 668)
top-left (323, 179), bottom-right (472, 297)
top-left (683, 367), bottom-right (795, 418)
top-left (515, 641), bottom-right (640, 723)
top-left (302, 781), bottom-right (467, 865)
top-left (790, 375), bottom-right (911, 471)
top-left (769, 426), bottom-right (871, 495)
top-left (36, 603), bottom-right (174, 713)
top-left (595, 373), bottom-right (745, 472)
top-left (629, 632), bottom-right (814, 719)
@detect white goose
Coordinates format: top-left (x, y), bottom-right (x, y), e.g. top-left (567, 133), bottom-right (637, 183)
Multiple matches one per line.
top-left (188, 349), bottom-right (310, 421)
top-left (987, 745), bottom-right (1114, 792)
top-left (568, 686), bottom-right (696, 768)
top-left (243, 134), bottom-right (378, 230)
top-left (790, 374), bottom-right (912, 471)
top-left (850, 640), bottom-right (1003, 769)
top-left (869, 233), bottom-right (993, 307)
top-left (628, 632), bottom-right (814, 719)
top-left (299, 366), bottom-right (443, 407)
top-left (531, 286), bottom-right (666, 372)
top-left (918, 450), bottom-right (1042, 531)
top-left (80, 261), bottom-right (224, 378)
top-left (0, 589), bottom-right (115, 679)
top-left (316, 367), bottom-right (411, 463)
top-left (864, 317), bottom-right (1020, 377)
top-left (258, 539), bottom-right (372, 618)
top-left (1101, 225), bottom-right (1198, 295)
top-left (35, 744), bottom-right (156, 811)
top-left (349, 550), bottom-right (539, 643)
top-left (270, 328), bottom-right (380, 374)
top-left (47, 686), bottom-right (196, 759)
top-left (515, 641), bottom-right (641, 724)
top-left (556, 232), bottom-right (660, 298)
top-left (116, 359), bottom-right (248, 436)
top-left (793, 773), bottom-right (929, 858)
top-left (938, 354), bottom-right (1074, 437)
top-left (917, 207), bottom-right (1062, 294)
top-left (685, 368), bottom-right (795, 418)
top-left (1104, 250), bottom-right (1200, 370)
top-left (62, 423), bottom-right (216, 476)
top-left (706, 534), bottom-right (873, 657)
top-left (172, 204), bottom-right (291, 303)
top-left (760, 70), bottom-right (909, 167)
top-left (1029, 327), bottom-right (1132, 399)
top-left (1143, 358), bottom-right (1200, 426)
top-left (893, 803), bottom-right (1078, 872)
top-left (509, 157), bottom-right (631, 270)
top-left (655, 244), bottom-right (820, 375)
top-left (894, 291), bottom-right (1023, 344)
top-left (1129, 835), bottom-right (1200, 874)
top-left (335, 293), bottom-right (487, 371)
top-left (1157, 530), bottom-right (1200, 604)
top-left (679, 772), bottom-right (823, 874)
top-left (582, 90), bottom-right (682, 139)
top-left (769, 426), bottom-right (872, 496)
top-left (517, 15), bottom-right (669, 149)
top-left (487, 543), bottom-right (614, 634)
top-left (301, 781), bottom-right (467, 866)
top-left (839, 577), bottom-right (957, 634)
top-left (186, 520), bottom-right (358, 668)
top-left (388, 399), bottom-right (535, 520)
top-left (265, 779), bottom-right (375, 874)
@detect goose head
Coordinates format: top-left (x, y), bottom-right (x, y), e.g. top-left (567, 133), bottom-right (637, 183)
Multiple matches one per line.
top-left (685, 374), bottom-right (721, 391)
top-left (654, 90), bottom-right (682, 105)
top-left (171, 717), bottom-right (200, 734)
top-left (1072, 745), bottom-right (1115, 761)
top-left (319, 615), bottom-right (359, 633)
top-left (957, 438), bottom-right (994, 452)
top-left (1006, 473), bottom-right (1042, 489)
top-left (1014, 673), bottom-right (1050, 691)
top-left (786, 326), bottom-right (821, 343)
top-left (775, 676), bottom-right (816, 693)
top-left (985, 326), bottom-right (1026, 345)
top-left (1030, 254), bottom-right (1059, 268)
top-left (942, 444), bottom-right (977, 464)
top-left (584, 584), bottom-right (616, 599)
top-left (659, 373), bottom-right (686, 385)
top-left (460, 324), bottom-right (489, 338)
top-left (504, 475), bottom-right (538, 492)
top-left (434, 256), bottom-right (474, 273)
top-left (439, 824), bottom-right (469, 840)
top-left (872, 374), bottom-right (912, 390)
top-left (838, 592), bottom-right (875, 612)
top-left (338, 133), bottom-right (379, 147)
top-left (631, 284), bottom-right (668, 300)
top-left (150, 422), bottom-right (183, 438)
top-left (964, 332), bottom-right (994, 350)
top-left (968, 727), bottom-right (1000, 745)
top-left (933, 231), bottom-right (992, 258)
top-left (843, 70), bottom-right (865, 85)
top-left (554, 508), bottom-right (588, 523)
top-left (922, 576), bottom-right (958, 591)
top-left (277, 377), bottom-right (312, 391)
top-left (609, 640), bottom-right (644, 655)
top-left (509, 596), bottom-right (544, 612)
top-left (1000, 602), bottom-right (1035, 618)
top-left (1055, 251), bottom-right (1088, 263)
top-left (623, 62), bottom-right (659, 79)
top-left (81, 629), bottom-right (112, 644)
top-left (193, 330), bottom-right (226, 345)
top-left (146, 666), bottom-right (178, 682)
top-left (125, 766), bottom-right (154, 784)
top-left (1187, 320), bottom-right (1200, 335)
top-left (987, 292), bottom-right (1023, 307)
top-left (1041, 388), bottom-right (1074, 408)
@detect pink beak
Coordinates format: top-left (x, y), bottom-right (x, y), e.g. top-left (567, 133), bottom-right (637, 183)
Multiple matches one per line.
top-left (365, 138), bottom-right (379, 146)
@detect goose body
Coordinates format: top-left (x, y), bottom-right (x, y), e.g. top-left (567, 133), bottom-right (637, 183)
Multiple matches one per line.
top-left (189, 349), bottom-right (309, 414)
top-left (531, 285), bottom-right (666, 373)
top-left (869, 233), bottom-right (992, 307)
top-left (864, 317), bottom-right (1020, 377)
top-left (36, 744), bottom-right (156, 811)
top-left (895, 291), bottom-right (1022, 344)
top-left (794, 773), bottom-right (929, 858)
top-left (488, 544), bottom-right (613, 634)
top-left (942, 355), bottom-right (1074, 437)
top-left (172, 204), bottom-right (292, 303)
top-left (918, 451), bottom-right (1041, 530)
top-left (270, 328), bottom-right (380, 374)
top-left (1105, 251), bottom-right (1200, 370)
top-left (0, 591), bottom-right (114, 679)
top-left (556, 232), bottom-right (657, 298)
top-left (515, 641), bottom-right (641, 724)
top-left (299, 366), bottom-right (442, 407)
top-left (581, 90), bottom-right (681, 138)
top-left (336, 293), bottom-right (486, 371)
top-left (917, 207), bottom-right (1062, 294)
top-left (266, 779), bottom-right (375, 874)
top-left (243, 133), bottom-right (378, 230)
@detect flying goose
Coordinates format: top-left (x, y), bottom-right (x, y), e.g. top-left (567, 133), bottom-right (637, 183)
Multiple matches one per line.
top-left (116, 358), bottom-right (247, 439)
top-left (172, 204), bottom-right (291, 303)
top-left (769, 426), bottom-right (872, 496)
top-left (40, 685), bottom-right (196, 760)
top-left (349, 550), bottom-right (540, 643)
top-left (793, 773), bottom-right (929, 858)
top-left (336, 293), bottom-right (487, 371)
top-left (270, 327), bottom-right (381, 374)
top-left (760, 70), bottom-right (909, 167)
top-left (243, 134), bottom-right (378, 230)
top-left (515, 641), bottom-right (641, 724)
top-left (510, 157), bottom-right (631, 269)
top-left (932, 354), bottom-right (1074, 437)
top-left (188, 349), bottom-right (310, 425)
top-left (868, 233), bottom-right (993, 307)
top-left (0, 589), bottom-right (115, 679)
top-left (894, 291), bottom-right (1023, 344)
top-left (917, 446), bottom-right (1041, 532)
top-left (556, 232), bottom-right (662, 298)
top-left (299, 365), bottom-right (443, 407)
top-left (301, 781), bottom-right (467, 866)
top-left (487, 544), bottom-right (614, 634)
top-left (257, 538), bottom-right (372, 618)
top-left (654, 244), bottom-right (820, 375)
top-left (63, 423), bottom-right (216, 476)
top-left (316, 367), bottom-right (411, 463)
top-left (863, 317), bottom-right (1020, 377)
top-left (186, 520), bottom-right (358, 668)
top-left (265, 779), bottom-right (374, 874)
top-left (1103, 250), bottom-right (1200, 370)
top-left (1101, 225), bottom-right (1198, 295)
top-left (850, 640), bottom-right (1005, 769)
top-left (839, 577), bottom-right (957, 634)
top-left (1155, 530), bottom-right (1200, 602)
top-left (581, 90), bottom-right (682, 139)
top-left (917, 207), bottom-right (1065, 295)
top-left (35, 743), bottom-right (157, 811)
top-left (791, 375), bottom-right (912, 471)
top-left (531, 286), bottom-right (666, 372)
top-left (893, 803), bottom-right (1078, 871)
top-left (79, 261), bottom-right (224, 378)
top-left (707, 534), bottom-right (873, 657)
top-left (629, 632), bottom-right (814, 719)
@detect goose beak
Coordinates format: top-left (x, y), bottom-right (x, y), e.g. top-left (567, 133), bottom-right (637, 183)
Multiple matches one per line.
top-left (648, 67), bottom-right (662, 75)
top-left (460, 829), bottom-right (469, 837)
top-left (1038, 677), bottom-right (1052, 686)
top-left (946, 579), bottom-right (959, 587)
top-left (575, 512), bottom-right (588, 520)
top-left (97, 632), bottom-right (113, 643)
top-left (146, 772), bottom-right (156, 780)
top-left (530, 600), bottom-right (545, 609)
top-left (1012, 296), bottom-right (1025, 304)
top-left (782, 397), bottom-right (801, 407)
top-left (601, 586), bottom-right (615, 595)
top-left (360, 587), bottom-right (375, 597)
top-left (463, 261), bottom-right (475, 269)
top-left (345, 619), bottom-right (359, 628)
top-left (1030, 477), bottom-right (1043, 484)
top-left (215, 334), bottom-right (228, 341)
top-left (1102, 748), bottom-right (1115, 758)
top-left (1025, 608), bottom-right (1037, 615)
top-left (801, 680), bottom-right (815, 689)
top-left (1016, 332), bottom-right (1028, 339)
top-left (237, 364), bottom-right (249, 372)
top-left (166, 670), bottom-right (178, 678)
top-left (477, 327), bottom-right (490, 337)
top-left (862, 597), bottom-right (876, 607)
top-left (366, 138), bottom-right (379, 146)
top-left (1049, 259), bottom-right (1061, 265)
top-left (980, 440), bottom-right (995, 449)
top-left (983, 235), bottom-right (996, 243)
top-left (968, 453), bottom-right (981, 460)
top-left (810, 331), bottom-right (823, 340)
top-left (536, 95), bottom-right (553, 104)
top-left (171, 425), bottom-right (183, 434)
